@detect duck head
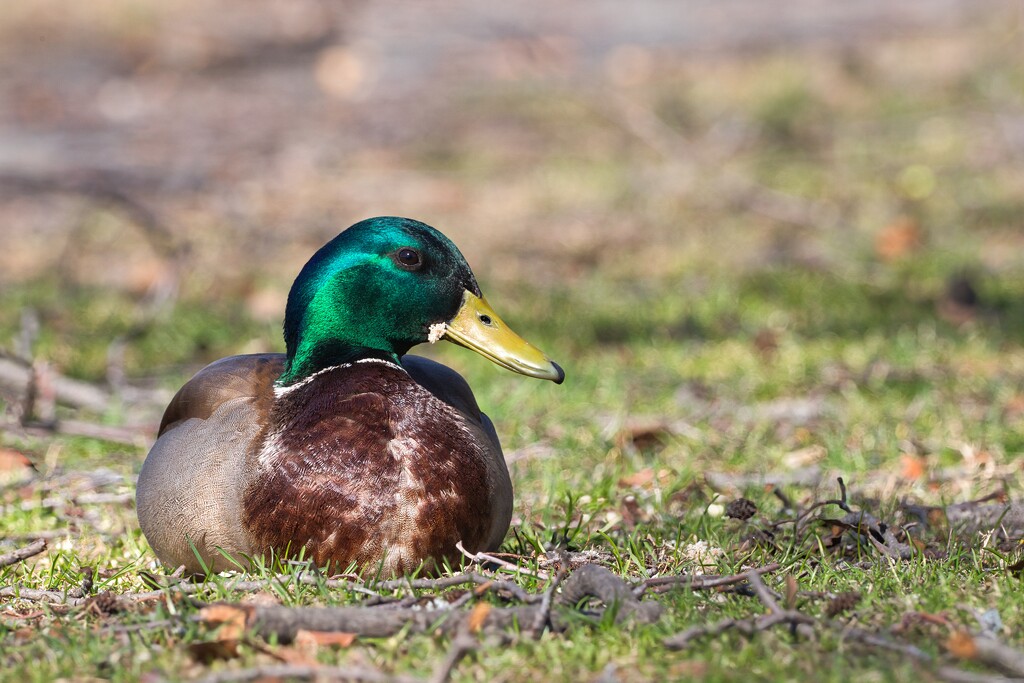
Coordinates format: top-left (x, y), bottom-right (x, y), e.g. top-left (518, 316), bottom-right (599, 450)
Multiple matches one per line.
top-left (278, 216), bottom-right (564, 386)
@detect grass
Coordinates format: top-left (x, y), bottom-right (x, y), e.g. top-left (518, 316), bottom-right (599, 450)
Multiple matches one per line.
top-left (3, 6), bottom-right (1024, 683)
top-left (3, 257), bottom-right (1023, 682)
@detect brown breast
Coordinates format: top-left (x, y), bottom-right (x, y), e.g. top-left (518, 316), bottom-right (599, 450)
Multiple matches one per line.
top-left (241, 359), bottom-right (493, 575)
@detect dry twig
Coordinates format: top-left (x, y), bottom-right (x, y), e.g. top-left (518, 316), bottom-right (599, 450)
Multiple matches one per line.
top-left (428, 629), bottom-right (479, 683)
top-left (0, 416), bottom-right (151, 447)
top-left (0, 539), bottom-right (47, 568)
top-left (660, 568), bottom-right (1024, 683)
top-left (238, 564), bottom-right (660, 643)
top-left (0, 356), bottom-right (111, 413)
top-left (638, 562), bottom-right (781, 596)
top-left (662, 569), bottom-right (814, 649)
top-left (529, 556), bottom-right (569, 637)
top-left (135, 569), bottom-right (543, 605)
top-left (195, 664), bottom-right (419, 683)
top-left (948, 633), bottom-right (1024, 677)
top-left (0, 585), bottom-right (85, 606)
top-left (456, 540), bottom-right (550, 580)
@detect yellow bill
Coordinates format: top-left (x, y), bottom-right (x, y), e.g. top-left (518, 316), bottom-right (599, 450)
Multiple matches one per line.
top-left (443, 290), bottom-right (564, 384)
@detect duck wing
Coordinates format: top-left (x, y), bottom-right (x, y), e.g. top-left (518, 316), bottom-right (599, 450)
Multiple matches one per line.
top-left (139, 353), bottom-right (285, 573)
top-left (157, 353), bottom-right (285, 436)
top-left (401, 354), bottom-right (500, 450)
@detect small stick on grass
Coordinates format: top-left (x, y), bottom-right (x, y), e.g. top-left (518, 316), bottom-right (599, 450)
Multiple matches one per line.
top-left (529, 557), bottom-right (569, 637)
top-left (376, 572), bottom-right (538, 602)
top-left (948, 633), bottom-right (1024, 677)
top-left (0, 585), bottom-right (86, 606)
top-left (456, 541), bottom-right (550, 581)
top-left (428, 629), bottom-right (478, 683)
top-left (745, 569), bottom-right (782, 613)
top-left (638, 562), bottom-right (781, 596)
top-left (195, 664), bottom-right (419, 683)
top-left (134, 570), bottom-right (537, 604)
top-left (237, 564), bottom-right (659, 643)
top-left (0, 539), bottom-right (46, 568)
top-left (663, 570), bottom-right (813, 650)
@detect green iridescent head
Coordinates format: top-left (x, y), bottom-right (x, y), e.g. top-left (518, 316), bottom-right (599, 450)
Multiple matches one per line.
top-left (278, 216), bottom-right (564, 386)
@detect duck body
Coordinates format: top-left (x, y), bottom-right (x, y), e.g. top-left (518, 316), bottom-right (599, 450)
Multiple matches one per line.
top-left (137, 353), bottom-right (511, 574)
top-left (137, 217), bottom-right (561, 575)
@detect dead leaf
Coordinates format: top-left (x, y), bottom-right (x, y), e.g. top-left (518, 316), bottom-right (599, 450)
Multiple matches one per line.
top-left (240, 590), bottom-right (283, 607)
top-left (467, 602), bottom-right (492, 633)
top-left (784, 576), bottom-right (798, 610)
top-left (0, 448), bottom-right (35, 486)
top-left (946, 631), bottom-right (978, 659)
top-left (269, 647), bottom-right (317, 667)
top-left (84, 592), bottom-right (121, 616)
top-left (669, 660), bottom-right (708, 678)
top-left (824, 592), bottom-right (861, 617)
top-left (937, 274), bottom-right (980, 326)
top-left (614, 419), bottom-right (673, 453)
top-left (284, 629), bottom-right (355, 664)
top-left (753, 328), bottom-right (779, 357)
top-left (875, 217), bottom-right (923, 261)
top-left (314, 46), bottom-right (366, 99)
top-left (960, 445), bottom-right (994, 469)
top-left (620, 494), bottom-right (644, 529)
top-left (618, 468), bottom-right (672, 490)
top-left (900, 453), bottom-right (927, 480)
top-left (12, 627), bottom-right (36, 644)
top-left (782, 445), bottom-right (825, 469)
top-left (295, 630), bottom-right (357, 648)
top-left (1004, 394), bottom-right (1024, 420)
top-left (191, 604), bottom-right (252, 662)
top-left (187, 640), bottom-right (239, 663)
top-left (199, 604), bottom-right (249, 642)
top-left (619, 468), bottom-right (654, 488)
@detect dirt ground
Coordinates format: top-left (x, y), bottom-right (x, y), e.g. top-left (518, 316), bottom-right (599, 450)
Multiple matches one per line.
top-left (2, 0), bottom-right (1020, 293)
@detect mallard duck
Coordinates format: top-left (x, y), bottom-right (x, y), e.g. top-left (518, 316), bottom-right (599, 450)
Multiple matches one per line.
top-left (136, 217), bottom-right (563, 575)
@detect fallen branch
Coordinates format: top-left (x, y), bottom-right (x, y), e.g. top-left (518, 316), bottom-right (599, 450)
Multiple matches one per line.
top-left (239, 564), bottom-right (660, 643)
top-left (661, 570), bottom-right (1024, 683)
top-left (560, 564), bottom-right (663, 625)
top-left (529, 557), bottom-right (568, 637)
top-left (934, 666), bottom-right (1024, 683)
top-left (247, 603), bottom-right (533, 642)
top-left (0, 585), bottom-right (85, 606)
top-left (662, 569), bottom-right (814, 649)
top-left (0, 417), bottom-right (151, 447)
top-left (0, 530), bottom-right (71, 542)
top-left (0, 539), bottom-right (47, 568)
top-left (456, 540), bottom-right (550, 580)
top-left (428, 629), bottom-right (478, 683)
top-left (0, 357), bottom-right (111, 413)
top-left (638, 562), bottom-right (781, 596)
top-left (948, 632), bottom-right (1024, 677)
top-left (195, 664), bottom-right (419, 683)
top-left (376, 571), bottom-right (538, 603)
top-left (133, 569), bottom-right (541, 605)
top-left (704, 466), bottom-right (823, 495)
top-left (13, 492), bottom-right (135, 512)
top-left (0, 170), bottom-right (181, 260)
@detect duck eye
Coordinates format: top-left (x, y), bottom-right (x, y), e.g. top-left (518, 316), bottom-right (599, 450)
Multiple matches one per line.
top-left (394, 247), bottom-right (422, 270)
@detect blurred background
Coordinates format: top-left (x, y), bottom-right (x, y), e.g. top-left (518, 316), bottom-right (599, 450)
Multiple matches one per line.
top-left (1, 0), bottom-right (1023, 461)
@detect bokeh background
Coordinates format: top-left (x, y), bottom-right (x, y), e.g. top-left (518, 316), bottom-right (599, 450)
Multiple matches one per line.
top-left (2, 0), bottom-right (1023, 469)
